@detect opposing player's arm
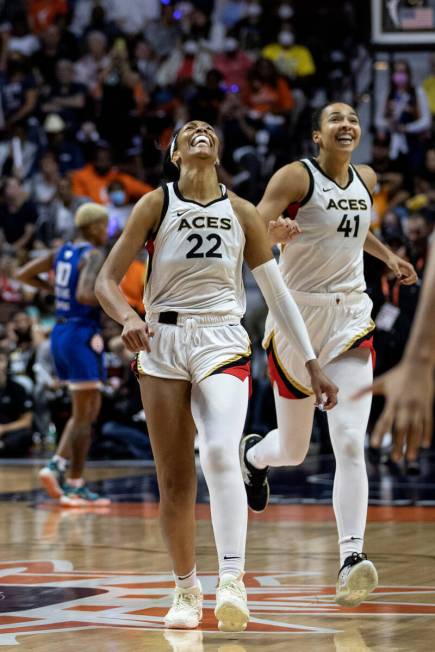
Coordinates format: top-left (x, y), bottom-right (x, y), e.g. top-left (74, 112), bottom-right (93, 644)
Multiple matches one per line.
top-left (95, 188), bottom-right (163, 352)
top-left (257, 161), bottom-right (310, 226)
top-left (355, 238), bottom-right (435, 459)
top-left (232, 193), bottom-right (338, 409)
top-left (76, 249), bottom-right (106, 306)
top-left (14, 251), bottom-right (55, 291)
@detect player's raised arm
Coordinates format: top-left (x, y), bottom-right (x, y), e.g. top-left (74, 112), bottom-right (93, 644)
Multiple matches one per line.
top-left (231, 192), bottom-right (338, 410)
top-left (95, 188), bottom-right (163, 353)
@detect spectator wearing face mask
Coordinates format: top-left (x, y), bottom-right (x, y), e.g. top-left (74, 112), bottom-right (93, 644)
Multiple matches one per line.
top-left (213, 37), bottom-right (254, 93)
top-left (106, 180), bottom-right (132, 237)
top-left (71, 144), bottom-right (153, 205)
top-left (375, 59), bottom-right (431, 186)
top-left (262, 26), bottom-right (316, 85)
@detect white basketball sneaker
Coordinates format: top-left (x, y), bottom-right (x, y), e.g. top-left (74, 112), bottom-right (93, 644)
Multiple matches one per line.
top-left (214, 574), bottom-right (249, 632)
top-left (335, 552), bottom-right (378, 607)
top-left (164, 581), bottom-right (203, 629)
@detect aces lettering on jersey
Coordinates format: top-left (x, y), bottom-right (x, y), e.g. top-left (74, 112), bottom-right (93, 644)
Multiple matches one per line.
top-left (178, 215), bottom-right (231, 260)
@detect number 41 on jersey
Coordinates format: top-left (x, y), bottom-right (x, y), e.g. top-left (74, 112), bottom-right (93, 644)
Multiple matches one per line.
top-left (337, 214), bottom-right (360, 238)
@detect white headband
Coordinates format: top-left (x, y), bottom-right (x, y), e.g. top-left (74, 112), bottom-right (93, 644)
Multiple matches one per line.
top-left (169, 136), bottom-right (177, 160)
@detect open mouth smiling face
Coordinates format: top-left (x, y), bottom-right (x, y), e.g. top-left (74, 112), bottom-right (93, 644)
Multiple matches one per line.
top-left (182, 122), bottom-right (218, 157)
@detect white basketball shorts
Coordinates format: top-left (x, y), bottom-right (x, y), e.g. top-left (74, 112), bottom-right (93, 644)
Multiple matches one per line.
top-left (135, 312), bottom-right (251, 385)
top-left (263, 291), bottom-right (375, 398)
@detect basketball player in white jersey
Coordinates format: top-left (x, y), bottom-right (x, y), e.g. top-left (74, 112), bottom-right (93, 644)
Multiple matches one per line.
top-left (95, 120), bottom-right (338, 632)
top-left (240, 103), bottom-right (418, 607)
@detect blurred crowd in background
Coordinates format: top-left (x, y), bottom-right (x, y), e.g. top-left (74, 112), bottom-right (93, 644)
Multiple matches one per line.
top-left (0, 0), bottom-right (434, 461)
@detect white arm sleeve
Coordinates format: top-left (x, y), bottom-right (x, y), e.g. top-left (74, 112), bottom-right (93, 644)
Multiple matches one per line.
top-left (252, 258), bottom-right (316, 363)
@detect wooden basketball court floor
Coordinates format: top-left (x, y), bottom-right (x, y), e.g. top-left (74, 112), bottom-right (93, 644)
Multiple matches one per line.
top-left (0, 456), bottom-right (434, 651)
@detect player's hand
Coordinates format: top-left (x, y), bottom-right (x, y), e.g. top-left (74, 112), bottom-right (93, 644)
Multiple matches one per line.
top-left (121, 314), bottom-right (154, 353)
top-left (306, 360), bottom-right (339, 410)
top-left (268, 216), bottom-right (301, 245)
top-left (386, 253), bottom-right (418, 286)
top-left (353, 360), bottom-right (433, 462)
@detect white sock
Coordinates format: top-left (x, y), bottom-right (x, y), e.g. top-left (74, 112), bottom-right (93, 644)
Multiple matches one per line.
top-left (65, 477), bottom-right (84, 488)
top-left (191, 374), bottom-right (249, 581)
top-left (339, 537), bottom-right (364, 566)
top-left (246, 445), bottom-right (266, 469)
top-left (174, 567), bottom-right (198, 590)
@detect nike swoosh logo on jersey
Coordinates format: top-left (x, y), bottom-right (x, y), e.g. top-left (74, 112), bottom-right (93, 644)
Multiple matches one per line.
top-left (323, 187), bottom-right (334, 192)
top-left (176, 209), bottom-right (190, 216)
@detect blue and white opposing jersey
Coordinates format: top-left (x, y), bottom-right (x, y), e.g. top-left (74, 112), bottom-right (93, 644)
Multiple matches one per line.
top-left (53, 242), bottom-right (100, 323)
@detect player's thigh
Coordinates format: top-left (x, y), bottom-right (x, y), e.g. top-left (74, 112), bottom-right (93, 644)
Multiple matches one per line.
top-left (274, 385), bottom-right (316, 444)
top-left (191, 373), bottom-right (250, 456)
top-left (138, 374), bottom-right (197, 480)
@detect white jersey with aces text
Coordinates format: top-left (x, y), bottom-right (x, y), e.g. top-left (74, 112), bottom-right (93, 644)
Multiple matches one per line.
top-left (280, 158), bottom-right (372, 294)
top-left (144, 181), bottom-right (246, 317)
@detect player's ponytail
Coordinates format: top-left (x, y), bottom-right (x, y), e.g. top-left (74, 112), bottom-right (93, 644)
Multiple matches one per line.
top-left (163, 130), bottom-right (181, 181)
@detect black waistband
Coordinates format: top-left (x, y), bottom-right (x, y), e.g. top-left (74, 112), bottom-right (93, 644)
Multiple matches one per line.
top-left (158, 311), bottom-right (178, 325)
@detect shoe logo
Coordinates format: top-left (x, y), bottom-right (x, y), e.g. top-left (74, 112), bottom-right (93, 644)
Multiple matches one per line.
top-left (176, 209), bottom-right (189, 216)
top-left (223, 555), bottom-right (241, 560)
top-left (322, 187), bottom-right (334, 192)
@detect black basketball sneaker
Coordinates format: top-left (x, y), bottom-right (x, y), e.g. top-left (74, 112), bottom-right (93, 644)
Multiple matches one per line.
top-left (239, 434), bottom-right (270, 513)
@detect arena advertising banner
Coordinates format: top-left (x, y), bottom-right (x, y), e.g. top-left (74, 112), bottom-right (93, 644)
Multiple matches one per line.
top-left (371, 0), bottom-right (435, 44)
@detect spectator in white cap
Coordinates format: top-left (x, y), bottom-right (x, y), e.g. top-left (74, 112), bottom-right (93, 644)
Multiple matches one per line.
top-left (43, 114), bottom-right (84, 175)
